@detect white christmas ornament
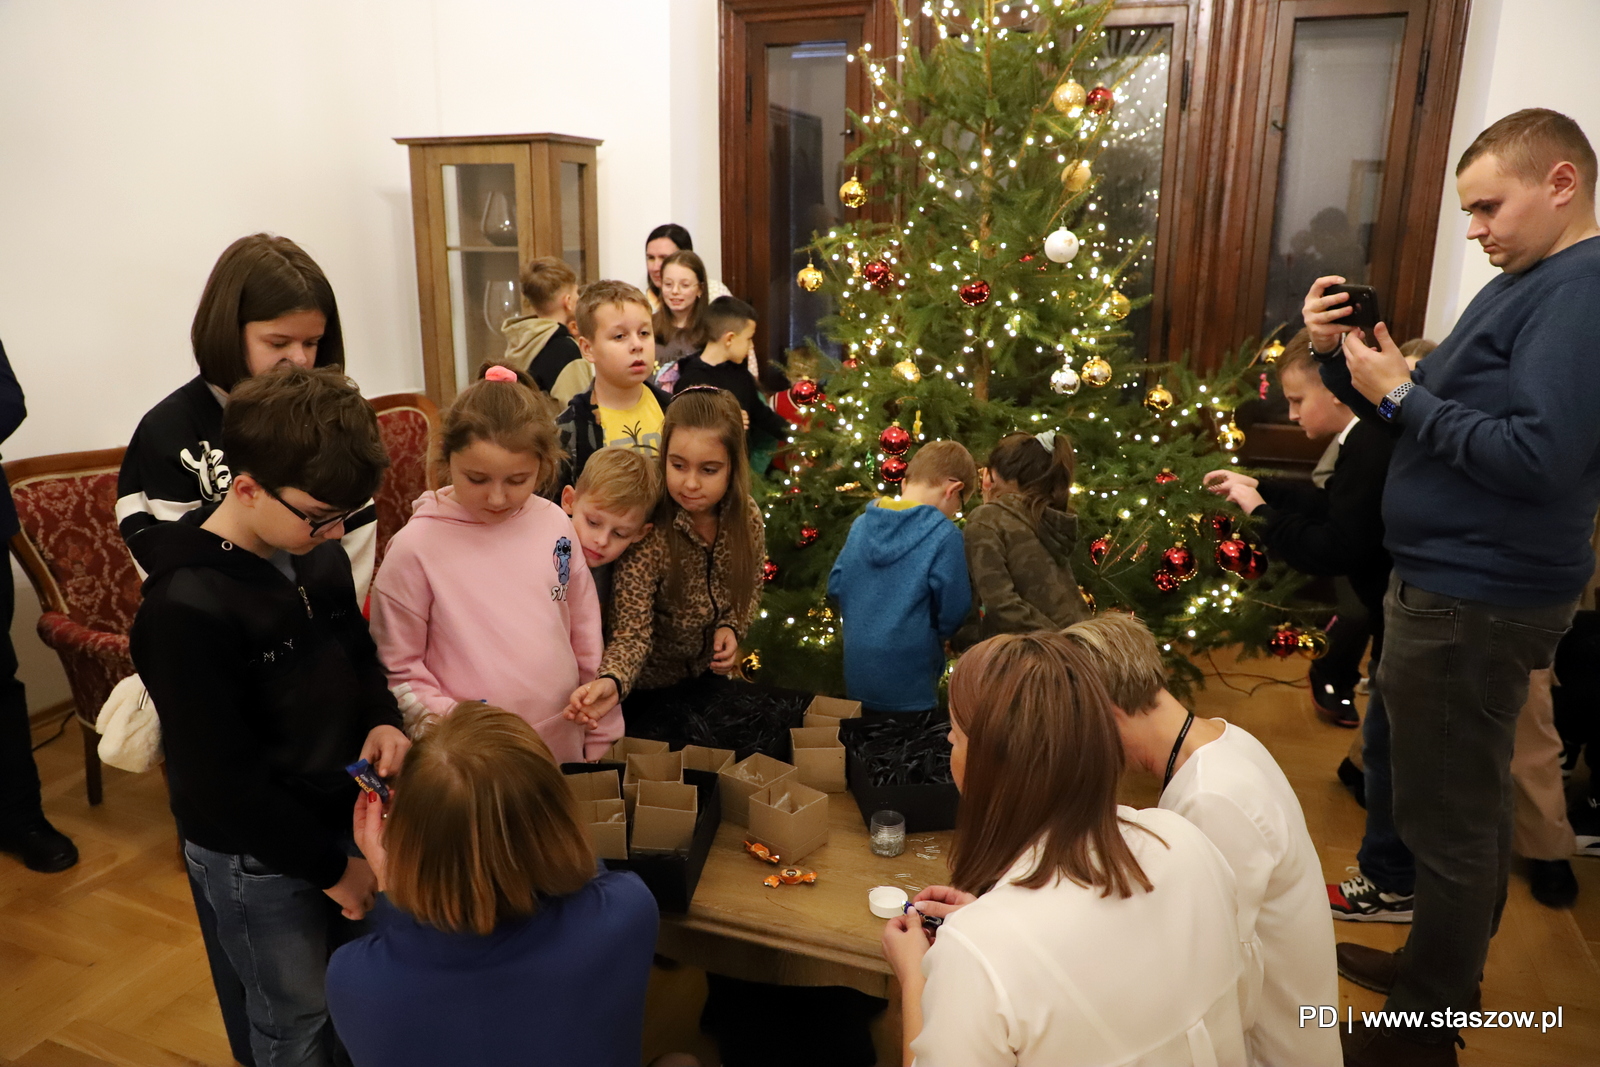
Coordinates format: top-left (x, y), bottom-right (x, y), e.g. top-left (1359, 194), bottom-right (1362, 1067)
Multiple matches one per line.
top-left (1050, 364), bottom-right (1081, 395)
top-left (1044, 228), bottom-right (1081, 264)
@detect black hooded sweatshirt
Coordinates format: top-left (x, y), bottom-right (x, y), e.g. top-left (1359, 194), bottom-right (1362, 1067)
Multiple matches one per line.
top-left (129, 517), bottom-right (401, 889)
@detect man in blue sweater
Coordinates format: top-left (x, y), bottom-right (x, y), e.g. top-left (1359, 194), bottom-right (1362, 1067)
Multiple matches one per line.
top-left (828, 441), bottom-right (976, 715)
top-left (1304, 109), bottom-right (1600, 1067)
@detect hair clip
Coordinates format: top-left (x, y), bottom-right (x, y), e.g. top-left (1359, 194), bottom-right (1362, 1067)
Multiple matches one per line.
top-left (1035, 429), bottom-right (1058, 453)
top-left (484, 365), bottom-right (518, 383)
top-left (675, 384), bottom-right (723, 396)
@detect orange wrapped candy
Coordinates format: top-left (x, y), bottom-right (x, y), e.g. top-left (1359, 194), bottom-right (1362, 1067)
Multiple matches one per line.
top-left (763, 867), bottom-right (818, 887)
top-left (743, 840), bottom-right (781, 864)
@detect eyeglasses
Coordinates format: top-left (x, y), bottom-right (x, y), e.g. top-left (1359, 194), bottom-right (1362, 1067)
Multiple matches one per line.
top-left (264, 486), bottom-right (353, 536)
top-left (661, 281), bottom-right (701, 294)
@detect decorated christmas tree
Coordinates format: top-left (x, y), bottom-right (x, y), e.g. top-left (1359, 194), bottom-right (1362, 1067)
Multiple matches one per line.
top-left (748, 0), bottom-right (1316, 697)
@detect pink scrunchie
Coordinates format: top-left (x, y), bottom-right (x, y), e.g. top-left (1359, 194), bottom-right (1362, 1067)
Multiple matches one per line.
top-left (484, 366), bottom-right (518, 383)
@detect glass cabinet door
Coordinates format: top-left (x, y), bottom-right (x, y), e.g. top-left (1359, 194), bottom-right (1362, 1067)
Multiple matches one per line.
top-left (441, 162), bottom-right (523, 389)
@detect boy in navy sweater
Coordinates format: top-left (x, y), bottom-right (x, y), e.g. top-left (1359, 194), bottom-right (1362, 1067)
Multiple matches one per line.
top-left (1304, 109), bottom-right (1600, 1065)
top-left (828, 441), bottom-right (976, 715)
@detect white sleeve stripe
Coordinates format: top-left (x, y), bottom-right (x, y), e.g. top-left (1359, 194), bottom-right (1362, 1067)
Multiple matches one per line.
top-left (115, 492), bottom-right (201, 524)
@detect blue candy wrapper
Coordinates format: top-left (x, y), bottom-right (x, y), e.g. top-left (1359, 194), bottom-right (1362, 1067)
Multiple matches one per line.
top-left (346, 758), bottom-right (390, 802)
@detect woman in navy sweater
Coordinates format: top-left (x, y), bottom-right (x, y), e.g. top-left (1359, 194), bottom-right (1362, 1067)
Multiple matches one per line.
top-left (327, 704), bottom-right (658, 1067)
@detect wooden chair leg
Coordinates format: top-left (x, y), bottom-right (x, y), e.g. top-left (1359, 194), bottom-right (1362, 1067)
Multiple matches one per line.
top-left (80, 717), bottom-right (103, 805)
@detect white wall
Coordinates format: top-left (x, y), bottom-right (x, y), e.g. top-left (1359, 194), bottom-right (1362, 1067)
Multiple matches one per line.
top-left (0, 0), bottom-right (721, 710)
top-left (1424, 0), bottom-right (1600, 339)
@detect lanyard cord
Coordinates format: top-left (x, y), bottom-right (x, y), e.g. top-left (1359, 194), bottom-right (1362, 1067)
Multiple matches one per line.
top-left (1163, 711), bottom-right (1196, 790)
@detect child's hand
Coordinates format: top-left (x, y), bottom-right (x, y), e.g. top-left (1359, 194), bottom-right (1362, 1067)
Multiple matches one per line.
top-left (564, 677), bottom-right (620, 726)
top-left (741, 409), bottom-right (750, 430)
top-left (361, 724), bottom-right (412, 778)
top-left (351, 789), bottom-right (392, 892)
top-left (1203, 470), bottom-right (1266, 515)
top-left (710, 627), bottom-right (739, 674)
top-left (324, 855), bottom-right (377, 920)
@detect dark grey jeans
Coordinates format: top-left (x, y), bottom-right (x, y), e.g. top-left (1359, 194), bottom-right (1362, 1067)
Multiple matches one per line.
top-left (1378, 575), bottom-right (1576, 1041)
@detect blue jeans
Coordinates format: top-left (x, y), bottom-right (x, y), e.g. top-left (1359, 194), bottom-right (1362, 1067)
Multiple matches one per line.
top-left (1355, 686), bottom-right (1416, 895)
top-left (183, 841), bottom-right (360, 1067)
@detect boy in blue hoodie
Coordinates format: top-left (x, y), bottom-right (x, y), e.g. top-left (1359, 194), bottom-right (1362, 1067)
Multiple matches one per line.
top-left (828, 441), bottom-right (976, 714)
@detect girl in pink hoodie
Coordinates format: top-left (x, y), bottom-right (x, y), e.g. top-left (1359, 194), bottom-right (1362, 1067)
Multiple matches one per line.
top-left (370, 364), bottom-right (616, 762)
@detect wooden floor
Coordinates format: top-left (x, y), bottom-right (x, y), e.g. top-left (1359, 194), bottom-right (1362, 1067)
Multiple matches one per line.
top-left (3, 651), bottom-right (1597, 1066)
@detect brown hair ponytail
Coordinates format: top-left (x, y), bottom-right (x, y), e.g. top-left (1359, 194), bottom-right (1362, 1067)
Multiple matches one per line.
top-left (986, 431), bottom-right (1075, 523)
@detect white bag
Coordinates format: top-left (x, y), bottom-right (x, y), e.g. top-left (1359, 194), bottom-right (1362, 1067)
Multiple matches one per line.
top-left (95, 673), bottom-right (162, 773)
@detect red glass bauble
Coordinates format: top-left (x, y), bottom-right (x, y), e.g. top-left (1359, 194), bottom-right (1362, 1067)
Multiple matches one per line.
top-left (1215, 537), bottom-right (1248, 572)
top-left (1153, 568), bottom-right (1180, 593)
top-left (1239, 546), bottom-right (1269, 580)
top-left (842, 357), bottom-right (859, 369)
top-left (1162, 544), bottom-right (1196, 580)
top-left (762, 559), bottom-right (780, 582)
top-left (1211, 513), bottom-right (1233, 541)
top-left (862, 259), bottom-right (894, 291)
top-left (1155, 468), bottom-right (1179, 485)
top-left (1269, 625), bottom-right (1302, 658)
top-left (797, 524), bottom-right (819, 548)
top-left (790, 378), bottom-right (820, 405)
top-left (1090, 536), bottom-right (1111, 565)
top-left (880, 456), bottom-right (908, 484)
top-left (1019, 253), bottom-right (1036, 264)
top-left (958, 279), bottom-right (992, 307)
top-left (878, 424), bottom-right (911, 456)
top-left (1086, 85), bottom-right (1114, 114)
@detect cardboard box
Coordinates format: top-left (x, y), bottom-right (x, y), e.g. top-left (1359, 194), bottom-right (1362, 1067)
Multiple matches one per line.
top-left (718, 752), bottom-right (799, 827)
top-left (623, 751), bottom-right (685, 816)
top-left (789, 726), bottom-right (847, 792)
top-left (747, 781), bottom-right (831, 864)
top-left (803, 695), bottom-right (863, 729)
top-left (680, 744), bottom-right (735, 775)
top-left (564, 765), bottom-right (723, 913)
top-left (606, 737), bottom-right (670, 764)
top-left (845, 748), bottom-right (960, 833)
top-left (630, 780), bottom-right (699, 855)
top-left (566, 766), bottom-right (622, 803)
top-left (576, 798), bottom-right (629, 860)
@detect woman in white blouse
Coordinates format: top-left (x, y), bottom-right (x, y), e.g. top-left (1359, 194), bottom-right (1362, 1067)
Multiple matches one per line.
top-left (882, 631), bottom-right (1249, 1067)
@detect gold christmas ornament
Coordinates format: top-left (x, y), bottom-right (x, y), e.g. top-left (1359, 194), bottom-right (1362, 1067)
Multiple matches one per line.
top-left (1217, 419), bottom-right (1246, 452)
top-left (796, 260), bottom-right (824, 293)
top-left (1143, 383), bottom-right (1174, 413)
top-left (1297, 629), bottom-right (1330, 660)
top-left (1051, 79), bottom-right (1087, 112)
top-left (969, 238), bottom-right (981, 252)
top-left (1081, 356), bottom-right (1114, 388)
top-left (1063, 160), bottom-right (1093, 193)
top-left (1262, 340), bottom-right (1286, 364)
top-left (912, 410), bottom-right (923, 437)
top-left (839, 175), bottom-right (868, 209)
top-left (740, 650), bottom-right (762, 675)
top-left (1079, 585), bottom-right (1097, 613)
top-left (1050, 365), bottom-right (1081, 395)
top-left (893, 359), bottom-right (922, 384)
top-left (1105, 291), bottom-right (1132, 320)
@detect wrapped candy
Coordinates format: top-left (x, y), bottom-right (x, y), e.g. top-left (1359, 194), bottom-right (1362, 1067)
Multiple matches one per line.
top-left (763, 867), bottom-right (818, 887)
top-left (744, 840), bottom-right (781, 864)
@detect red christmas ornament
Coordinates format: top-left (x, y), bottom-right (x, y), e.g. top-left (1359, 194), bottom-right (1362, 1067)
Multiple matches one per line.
top-left (1019, 253), bottom-right (1036, 264)
top-left (842, 357), bottom-right (860, 369)
top-left (786, 484), bottom-right (802, 495)
top-left (1089, 535), bottom-right (1111, 565)
top-left (1161, 544), bottom-right (1196, 580)
top-left (1155, 468), bottom-right (1179, 485)
top-left (1086, 85), bottom-right (1114, 114)
top-left (880, 456), bottom-right (908, 484)
top-left (762, 560), bottom-right (780, 582)
top-left (789, 378), bottom-right (820, 405)
top-left (1211, 514), bottom-right (1233, 541)
top-left (1238, 546), bottom-right (1269, 580)
top-left (862, 259), bottom-right (894, 291)
top-left (1153, 568), bottom-right (1181, 593)
top-left (958, 279), bottom-right (992, 307)
top-left (878, 424), bottom-right (911, 456)
top-left (797, 524), bottom-right (819, 548)
top-left (1215, 537), bottom-right (1248, 573)
top-left (1269, 625), bottom-right (1303, 658)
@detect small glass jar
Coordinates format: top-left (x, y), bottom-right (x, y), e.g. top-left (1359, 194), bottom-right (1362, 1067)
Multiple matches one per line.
top-left (869, 810), bottom-right (906, 858)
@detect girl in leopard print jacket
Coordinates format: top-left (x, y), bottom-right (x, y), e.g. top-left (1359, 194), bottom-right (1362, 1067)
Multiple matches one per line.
top-left (564, 388), bottom-right (765, 726)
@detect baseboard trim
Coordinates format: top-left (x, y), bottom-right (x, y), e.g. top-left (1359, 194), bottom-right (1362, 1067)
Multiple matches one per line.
top-left (29, 698), bottom-right (76, 729)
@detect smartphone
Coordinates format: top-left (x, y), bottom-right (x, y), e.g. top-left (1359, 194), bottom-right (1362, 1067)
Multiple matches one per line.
top-left (1324, 284), bottom-right (1382, 340)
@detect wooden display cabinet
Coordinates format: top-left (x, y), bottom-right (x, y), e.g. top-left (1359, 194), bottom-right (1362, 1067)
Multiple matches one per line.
top-left (396, 132), bottom-right (601, 404)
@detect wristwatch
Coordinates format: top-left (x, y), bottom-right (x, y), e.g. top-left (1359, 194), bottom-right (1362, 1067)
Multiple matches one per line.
top-left (1310, 338), bottom-right (1343, 363)
top-left (1377, 382), bottom-right (1414, 422)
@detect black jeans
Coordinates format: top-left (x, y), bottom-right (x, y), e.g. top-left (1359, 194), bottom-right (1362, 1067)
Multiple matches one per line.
top-left (0, 569), bottom-right (44, 838)
top-left (1379, 575), bottom-right (1575, 1041)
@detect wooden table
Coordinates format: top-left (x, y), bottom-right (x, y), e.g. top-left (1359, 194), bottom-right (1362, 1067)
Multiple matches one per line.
top-left (657, 793), bottom-right (953, 998)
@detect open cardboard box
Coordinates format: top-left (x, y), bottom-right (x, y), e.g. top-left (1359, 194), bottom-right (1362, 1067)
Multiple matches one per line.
top-left (630, 780), bottom-right (698, 855)
top-left (680, 744), bottom-right (735, 775)
top-left (747, 780), bottom-right (831, 864)
top-left (606, 737), bottom-right (670, 763)
top-left (803, 695), bottom-right (862, 729)
top-left (623, 751), bottom-right (685, 817)
top-left (718, 752), bottom-right (798, 827)
top-left (789, 726), bottom-right (846, 792)
top-left (565, 766), bottom-right (629, 860)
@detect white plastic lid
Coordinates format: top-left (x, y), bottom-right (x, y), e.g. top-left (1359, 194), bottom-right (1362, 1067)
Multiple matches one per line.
top-left (868, 884), bottom-right (910, 918)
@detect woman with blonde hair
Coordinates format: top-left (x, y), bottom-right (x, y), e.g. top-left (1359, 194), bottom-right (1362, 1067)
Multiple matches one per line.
top-left (326, 703), bottom-right (658, 1066)
top-left (881, 631), bottom-right (1249, 1066)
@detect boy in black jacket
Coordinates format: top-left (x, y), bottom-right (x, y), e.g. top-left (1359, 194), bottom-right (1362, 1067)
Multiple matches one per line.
top-left (131, 364), bottom-right (407, 1067)
top-left (673, 296), bottom-right (791, 451)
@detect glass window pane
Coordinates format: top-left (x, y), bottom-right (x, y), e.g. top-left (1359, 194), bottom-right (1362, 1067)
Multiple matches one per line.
top-left (441, 163), bottom-right (520, 390)
top-left (561, 161), bottom-right (586, 278)
top-left (1261, 17), bottom-right (1405, 339)
top-left (768, 39), bottom-right (849, 365)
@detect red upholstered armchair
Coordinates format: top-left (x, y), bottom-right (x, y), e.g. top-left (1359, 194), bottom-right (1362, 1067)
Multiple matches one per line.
top-left (371, 392), bottom-right (438, 569)
top-left (5, 447), bottom-right (140, 805)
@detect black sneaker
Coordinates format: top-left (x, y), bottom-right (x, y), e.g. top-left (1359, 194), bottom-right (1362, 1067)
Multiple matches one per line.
top-left (1572, 796), bottom-right (1600, 859)
top-left (1328, 869), bottom-right (1413, 922)
top-left (1311, 679), bottom-right (1360, 728)
top-left (0, 820), bottom-right (79, 873)
top-left (1527, 859), bottom-right (1579, 909)
top-left (1337, 756), bottom-right (1367, 808)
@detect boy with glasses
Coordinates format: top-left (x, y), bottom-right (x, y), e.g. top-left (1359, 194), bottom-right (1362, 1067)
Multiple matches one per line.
top-left (131, 364), bottom-right (408, 1067)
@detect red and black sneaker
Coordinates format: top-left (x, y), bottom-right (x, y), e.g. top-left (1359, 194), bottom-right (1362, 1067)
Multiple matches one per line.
top-left (1329, 869), bottom-right (1413, 922)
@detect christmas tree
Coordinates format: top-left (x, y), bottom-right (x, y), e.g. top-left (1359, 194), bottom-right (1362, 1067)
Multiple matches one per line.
top-left (748, 0), bottom-right (1314, 697)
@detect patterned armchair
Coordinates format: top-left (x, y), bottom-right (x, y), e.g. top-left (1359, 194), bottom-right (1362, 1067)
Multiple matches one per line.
top-left (5, 447), bottom-right (139, 805)
top-left (371, 392), bottom-right (438, 569)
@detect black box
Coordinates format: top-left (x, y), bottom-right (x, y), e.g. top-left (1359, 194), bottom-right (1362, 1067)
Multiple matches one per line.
top-left (844, 748), bottom-right (959, 833)
top-left (562, 764), bottom-right (722, 913)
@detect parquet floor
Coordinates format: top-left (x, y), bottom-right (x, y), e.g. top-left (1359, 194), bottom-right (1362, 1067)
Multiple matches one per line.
top-left (2, 651), bottom-right (1597, 1066)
